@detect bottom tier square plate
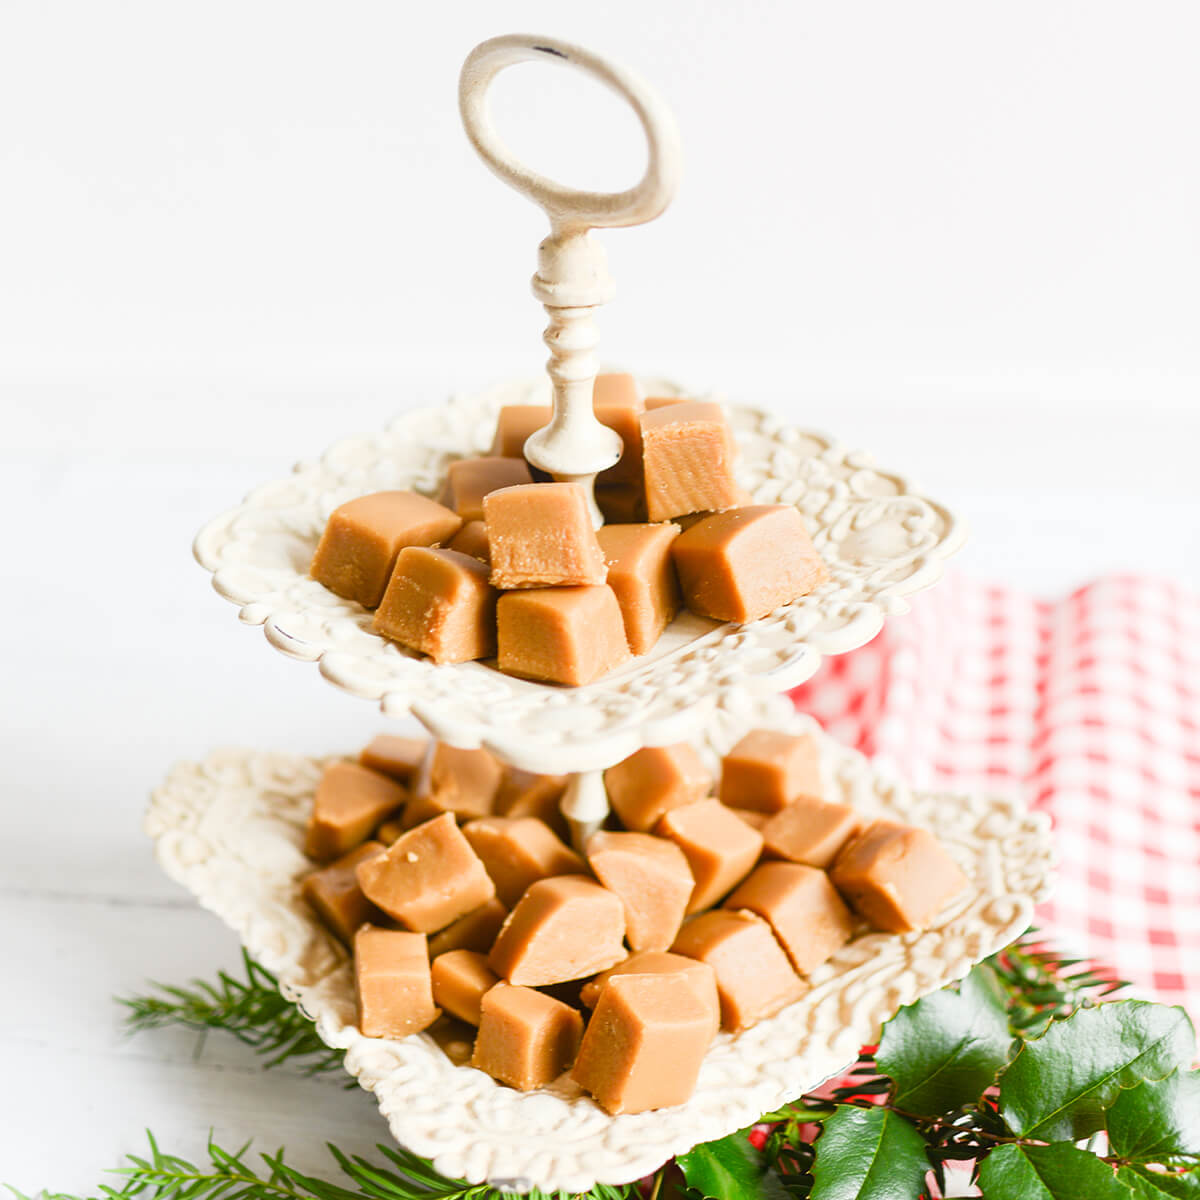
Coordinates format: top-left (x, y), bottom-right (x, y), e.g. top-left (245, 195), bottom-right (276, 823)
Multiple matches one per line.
top-left (144, 706), bottom-right (1054, 1193)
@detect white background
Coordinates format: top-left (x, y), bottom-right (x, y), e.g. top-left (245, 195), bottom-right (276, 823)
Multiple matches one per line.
top-left (2, 1), bottom-right (1198, 1191)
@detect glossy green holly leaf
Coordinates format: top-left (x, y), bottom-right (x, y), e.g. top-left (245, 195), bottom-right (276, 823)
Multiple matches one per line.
top-left (876, 964), bottom-right (1012, 1116)
top-left (1116, 1164), bottom-right (1200, 1198)
top-left (1107, 1070), bottom-right (1200, 1162)
top-left (977, 1143), bottom-right (1131, 1199)
top-left (808, 1107), bottom-right (927, 1200)
top-left (676, 1131), bottom-right (787, 1200)
top-left (999, 1001), bottom-right (1195, 1141)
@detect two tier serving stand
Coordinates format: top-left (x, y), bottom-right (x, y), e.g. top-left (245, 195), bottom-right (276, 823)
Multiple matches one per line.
top-left (149, 34), bottom-right (1054, 1194)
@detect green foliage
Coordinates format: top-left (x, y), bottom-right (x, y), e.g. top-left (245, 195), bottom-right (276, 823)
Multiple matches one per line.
top-left (1116, 1165), bottom-right (1200, 1198)
top-left (976, 1142), bottom-right (1131, 1200)
top-left (1106, 1071), bottom-right (1200, 1164)
top-left (806, 1108), bottom-right (928, 1200)
top-left (676, 1132), bottom-right (786, 1200)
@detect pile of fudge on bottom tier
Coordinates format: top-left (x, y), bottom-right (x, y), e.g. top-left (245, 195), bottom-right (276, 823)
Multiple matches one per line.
top-left (301, 728), bottom-right (968, 1115)
top-left (308, 374), bottom-right (827, 685)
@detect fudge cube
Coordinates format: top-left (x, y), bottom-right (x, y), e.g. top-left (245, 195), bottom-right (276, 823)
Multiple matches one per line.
top-left (463, 816), bottom-right (585, 908)
top-left (300, 841), bottom-right (387, 944)
top-left (727, 807), bottom-right (771, 831)
top-left (356, 813), bottom-right (496, 932)
top-left (725, 862), bottom-right (854, 975)
top-left (586, 831), bottom-right (693, 952)
top-left (310, 490), bottom-right (463, 608)
top-left (374, 547), bottom-right (497, 664)
top-left (656, 800), bottom-right (764, 913)
top-left (304, 761), bottom-right (407, 861)
top-left (359, 734), bottom-right (428, 785)
top-left (594, 372), bottom-right (645, 486)
top-left (441, 456), bottom-right (533, 522)
top-left (671, 909), bottom-right (806, 1031)
top-left (471, 983), bottom-right (584, 1090)
top-left (672, 505), bottom-right (826, 623)
top-left (579, 951), bottom-right (720, 1038)
top-left (485, 483), bottom-right (607, 588)
top-left (447, 519), bottom-right (490, 563)
top-left (428, 897), bottom-right (509, 958)
top-left (495, 769), bottom-right (569, 839)
top-left (489, 875), bottom-right (626, 986)
top-left (641, 401), bottom-right (747, 521)
top-left (604, 743), bottom-right (712, 833)
top-left (644, 395), bottom-right (690, 411)
top-left (720, 729), bottom-right (823, 813)
top-left (403, 743), bottom-right (504, 827)
top-left (595, 483), bottom-right (648, 525)
top-left (354, 925), bottom-right (439, 1039)
top-left (596, 523), bottom-right (682, 654)
top-left (572, 972), bottom-right (713, 1114)
top-left (761, 797), bottom-right (863, 869)
top-left (431, 949), bottom-right (499, 1025)
top-left (490, 403), bottom-right (551, 459)
top-left (376, 818), bottom-right (405, 844)
top-left (496, 585), bottom-right (630, 686)
top-left (830, 821), bottom-right (969, 933)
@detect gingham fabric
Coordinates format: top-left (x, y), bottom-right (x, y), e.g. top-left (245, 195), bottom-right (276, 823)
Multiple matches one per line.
top-left (791, 573), bottom-right (1200, 1018)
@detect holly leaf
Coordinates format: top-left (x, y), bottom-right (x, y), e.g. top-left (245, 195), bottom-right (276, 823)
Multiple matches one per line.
top-left (808, 1106), bottom-right (927, 1200)
top-left (1107, 1070), bottom-right (1200, 1163)
top-left (876, 964), bottom-right (1012, 1116)
top-left (1116, 1165), bottom-right (1200, 1198)
top-left (999, 1001), bottom-right (1195, 1141)
top-left (977, 1143), bottom-right (1131, 1199)
top-left (676, 1131), bottom-right (787, 1200)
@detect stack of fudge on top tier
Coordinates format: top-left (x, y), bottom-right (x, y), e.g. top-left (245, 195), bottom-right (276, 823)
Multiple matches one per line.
top-left (308, 374), bottom-right (828, 685)
top-left (300, 727), bottom-right (969, 1115)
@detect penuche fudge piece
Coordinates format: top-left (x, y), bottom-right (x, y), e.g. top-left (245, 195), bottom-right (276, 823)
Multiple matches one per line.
top-left (310, 490), bottom-right (463, 608)
top-left (604, 743), bottom-right (712, 833)
top-left (761, 797), bottom-right (863, 869)
top-left (301, 841), bottom-right (387, 944)
top-left (494, 770), bottom-right (569, 839)
top-left (656, 799), bottom-right (764, 913)
top-left (442, 456), bottom-right (533, 522)
top-left (578, 951), bottom-right (720, 1037)
top-left (485, 483), bottom-right (607, 588)
top-left (496, 585), bottom-right (630, 686)
top-left (671, 909), bottom-right (806, 1031)
top-left (430, 949), bottom-right (499, 1025)
top-left (489, 875), bottom-right (627, 986)
top-left (428, 897), bottom-right (509, 958)
top-left (672, 505), bottom-right (826, 623)
top-left (720, 729), bottom-right (822, 814)
top-left (447, 519), bottom-right (490, 563)
top-left (641, 401), bottom-right (748, 521)
top-left (595, 483), bottom-right (648, 525)
top-left (727, 807), bottom-right (771, 831)
top-left (356, 813), bottom-right (495, 932)
top-left (571, 972), bottom-right (713, 1114)
top-left (472, 983), bottom-right (584, 1090)
top-left (354, 925), bottom-right (439, 1039)
top-left (586, 831), bottom-right (694, 952)
top-left (304, 761), bottom-right (407, 862)
top-left (490, 404), bottom-right (551, 459)
top-left (644, 395), bottom-right (690, 411)
top-left (374, 547), bottom-right (497, 664)
top-left (593, 372), bottom-right (645, 487)
top-left (596, 523), bottom-right (682, 654)
top-left (830, 821), bottom-right (969, 933)
top-left (359, 734), bottom-right (428, 785)
top-left (463, 816), bottom-right (585, 908)
top-left (403, 743), bottom-right (504, 827)
top-left (725, 862), bottom-right (855, 976)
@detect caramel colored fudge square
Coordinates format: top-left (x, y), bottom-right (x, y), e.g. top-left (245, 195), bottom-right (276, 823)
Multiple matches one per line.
top-left (442, 456), bottom-right (534, 522)
top-left (572, 972), bottom-right (713, 1114)
top-left (301, 841), bottom-right (387, 944)
top-left (310, 490), bottom-right (463, 609)
top-left (596, 523), bottom-right (682, 655)
top-left (644, 395), bottom-right (690, 411)
top-left (604, 743), bottom-right (712, 833)
top-left (579, 952), bottom-right (720, 1038)
top-left (490, 404), bottom-right (551, 459)
top-left (725, 862), bottom-right (854, 976)
top-left (489, 875), bottom-right (626, 986)
top-left (830, 821), bottom-right (969, 933)
top-left (656, 799), bottom-right (764, 913)
top-left (403, 743), bottom-right (504, 827)
top-left (672, 505), bottom-right (826, 623)
top-left (595, 483), bottom-right (648, 525)
top-left (486, 483), bottom-right (607, 588)
top-left (428, 897), bottom-right (509, 958)
top-left (497, 586), bottom-right (630, 686)
top-left (594, 372), bottom-right (645, 487)
top-left (720, 729), bottom-right (822, 814)
top-left (305, 761), bottom-right (407, 861)
top-left (356, 813), bottom-right (496, 932)
top-left (495, 770), bottom-right (569, 839)
top-left (472, 983), bottom-right (584, 1091)
top-left (354, 925), bottom-right (439, 1039)
top-left (463, 816), bottom-right (585, 908)
top-left (374, 547), bottom-right (497, 665)
top-left (359, 735), bottom-right (428, 785)
top-left (727, 807), bottom-right (771, 832)
top-left (431, 949), bottom-right (499, 1025)
top-left (586, 831), bottom-right (693, 952)
top-left (671, 909), bottom-right (806, 1031)
top-left (641, 401), bottom-right (746, 521)
top-left (448, 519), bottom-right (490, 563)
top-left (761, 797), bottom-right (863, 869)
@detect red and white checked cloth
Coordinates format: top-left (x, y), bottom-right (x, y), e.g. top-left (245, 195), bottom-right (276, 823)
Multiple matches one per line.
top-left (791, 572), bottom-right (1200, 1018)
